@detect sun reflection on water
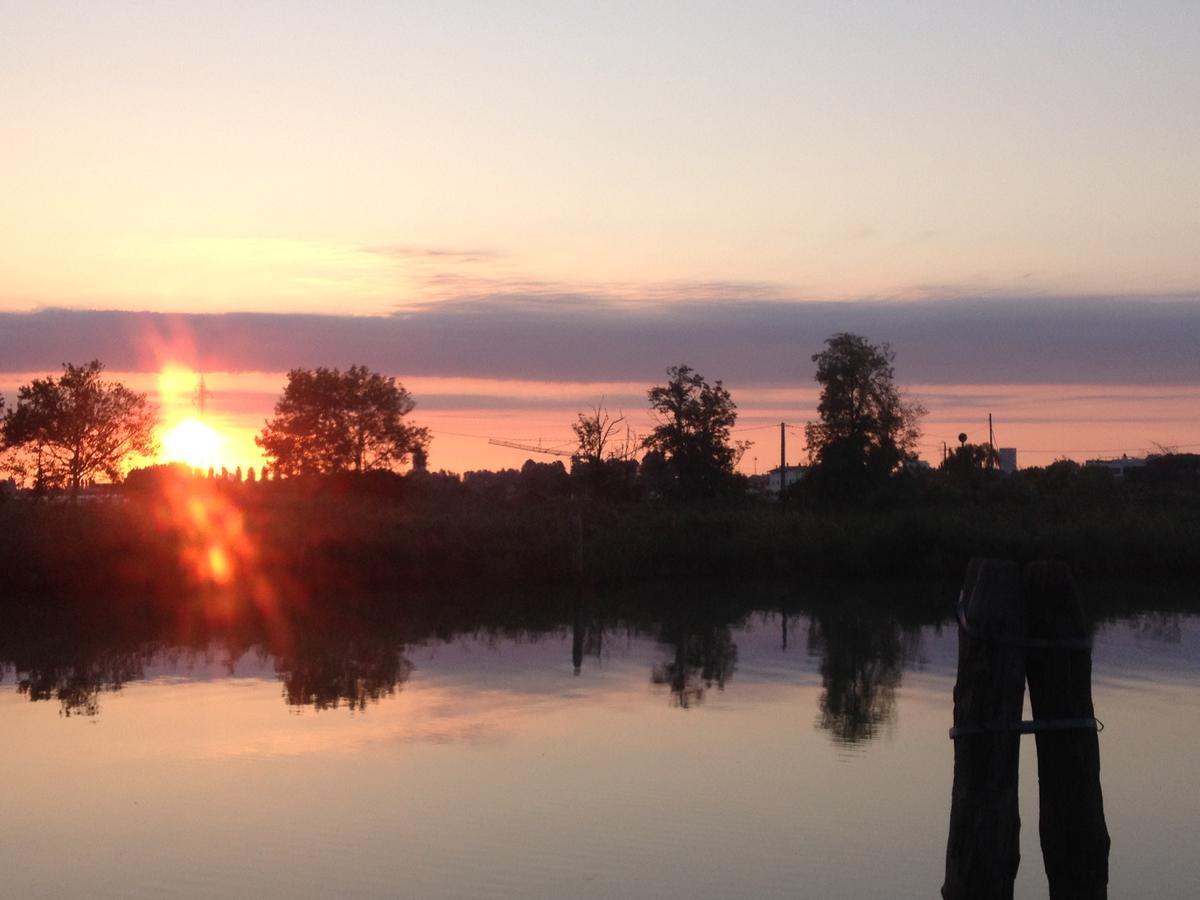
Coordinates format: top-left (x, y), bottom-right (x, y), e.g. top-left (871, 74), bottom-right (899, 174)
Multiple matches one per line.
top-left (145, 471), bottom-right (291, 645)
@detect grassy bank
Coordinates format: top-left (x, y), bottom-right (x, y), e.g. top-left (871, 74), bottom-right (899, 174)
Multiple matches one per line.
top-left (2, 487), bottom-right (1199, 602)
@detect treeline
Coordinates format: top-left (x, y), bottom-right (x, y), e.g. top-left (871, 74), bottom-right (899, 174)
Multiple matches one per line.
top-left (122, 441), bottom-right (1200, 511)
top-left (3, 334), bottom-right (1200, 598)
top-left (0, 334), bottom-right (925, 501)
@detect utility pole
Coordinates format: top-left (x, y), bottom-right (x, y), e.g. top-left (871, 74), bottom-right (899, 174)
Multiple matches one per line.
top-left (780, 422), bottom-right (786, 477)
top-left (988, 413), bottom-right (996, 470)
top-left (194, 375), bottom-right (212, 419)
top-left (779, 422), bottom-right (788, 500)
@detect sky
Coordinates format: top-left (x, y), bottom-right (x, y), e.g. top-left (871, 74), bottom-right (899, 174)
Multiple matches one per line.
top-left (2, 2), bottom-right (1198, 473)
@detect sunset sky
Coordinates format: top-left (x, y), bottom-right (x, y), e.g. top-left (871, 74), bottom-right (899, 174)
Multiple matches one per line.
top-left (2, 2), bottom-right (1198, 473)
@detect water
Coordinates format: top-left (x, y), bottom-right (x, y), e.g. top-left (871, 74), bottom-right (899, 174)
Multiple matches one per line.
top-left (2, 584), bottom-right (1198, 898)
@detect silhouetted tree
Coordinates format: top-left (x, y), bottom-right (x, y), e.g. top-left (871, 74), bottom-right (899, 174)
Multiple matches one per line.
top-left (572, 402), bottom-right (625, 465)
top-left (571, 402), bottom-right (638, 498)
top-left (941, 442), bottom-right (999, 477)
top-left (257, 365), bottom-right (430, 477)
top-left (1, 360), bottom-right (158, 499)
top-left (463, 467), bottom-right (521, 502)
top-left (643, 365), bottom-right (746, 498)
top-left (636, 449), bottom-right (671, 498)
top-left (123, 462), bottom-right (194, 495)
top-left (804, 334), bottom-right (925, 499)
top-left (518, 458), bottom-right (570, 500)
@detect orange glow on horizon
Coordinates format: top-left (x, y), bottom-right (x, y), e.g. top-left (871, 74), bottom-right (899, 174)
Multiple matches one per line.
top-left (7, 360), bottom-right (1190, 478)
top-left (162, 417), bottom-right (224, 471)
top-left (151, 361), bottom-right (267, 474)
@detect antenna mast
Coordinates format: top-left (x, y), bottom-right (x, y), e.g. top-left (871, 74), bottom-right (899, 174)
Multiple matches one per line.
top-left (194, 375), bottom-right (213, 419)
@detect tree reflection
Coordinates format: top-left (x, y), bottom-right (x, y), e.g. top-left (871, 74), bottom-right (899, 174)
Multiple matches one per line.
top-left (807, 607), bottom-right (921, 744)
top-left (652, 622), bottom-right (738, 709)
top-left (1128, 611), bottom-right (1182, 643)
top-left (274, 632), bottom-right (413, 711)
top-left (0, 601), bottom-right (416, 715)
top-left (15, 651), bottom-right (146, 717)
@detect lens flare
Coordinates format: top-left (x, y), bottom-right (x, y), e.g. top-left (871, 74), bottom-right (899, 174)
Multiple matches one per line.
top-left (162, 417), bottom-right (224, 470)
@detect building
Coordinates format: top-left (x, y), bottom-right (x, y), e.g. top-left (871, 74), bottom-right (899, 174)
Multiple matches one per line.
top-left (1085, 455), bottom-right (1147, 477)
top-left (767, 466), bottom-right (805, 495)
top-left (998, 447), bottom-right (1017, 474)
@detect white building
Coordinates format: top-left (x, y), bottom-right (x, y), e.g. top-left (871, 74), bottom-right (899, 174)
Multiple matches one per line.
top-left (767, 466), bottom-right (805, 495)
top-left (998, 448), bottom-right (1017, 474)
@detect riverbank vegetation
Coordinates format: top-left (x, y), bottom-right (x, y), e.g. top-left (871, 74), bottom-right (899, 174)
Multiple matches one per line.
top-left (2, 454), bottom-right (1199, 604)
top-left (3, 335), bottom-right (1197, 602)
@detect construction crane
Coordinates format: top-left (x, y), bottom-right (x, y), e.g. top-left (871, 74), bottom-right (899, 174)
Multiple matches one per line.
top-left (488, 438), bottom-right (573, 458)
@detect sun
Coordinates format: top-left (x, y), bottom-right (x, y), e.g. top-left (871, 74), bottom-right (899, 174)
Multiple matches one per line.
top-left (162, 417), bottom-right (224, 470)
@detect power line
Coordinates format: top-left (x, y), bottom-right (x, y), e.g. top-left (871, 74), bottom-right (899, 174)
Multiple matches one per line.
top-left (919, 439), bottom-right (1200, 455)
top-left (428, 428), bottom-right (571, 442)
top-left (733, 421), bottom-right (803, 433)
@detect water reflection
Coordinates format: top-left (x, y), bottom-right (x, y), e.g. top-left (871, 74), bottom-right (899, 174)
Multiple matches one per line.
top-left (5, 581), bottom-right (1200, 900)
top-left (807, 606), bottom-right (923, 744)
top-left (651, 622), bottom-right (739, 709)
top-left (571, 611), bottom-right (604, 676)
top-left (1126, 611), bottom-right (1183, 643)
top-left (16, 650), bottom-right (146, 718)
top-left (0, 580), bottom-right (1012, 744)
top-left (274, 630), bottom-right (413, 711)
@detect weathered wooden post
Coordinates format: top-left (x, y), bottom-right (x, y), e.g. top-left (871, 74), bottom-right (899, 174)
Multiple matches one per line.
top-left (1024, 562), bottom-right (1110, 899)
top-left (943, 558), bottom-right (1027, 900)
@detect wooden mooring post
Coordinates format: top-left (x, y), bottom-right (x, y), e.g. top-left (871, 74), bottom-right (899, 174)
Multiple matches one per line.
top-left (1025, 562), bottom-right (1110, 898)
top-left (943, 558), bottom-right (1027, 899)
top-left (942, 558), bottom-right (1109, 900)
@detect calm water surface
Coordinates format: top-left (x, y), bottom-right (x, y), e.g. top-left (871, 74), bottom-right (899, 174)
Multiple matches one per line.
top-left (2, 584), bottom-right (1198, 898)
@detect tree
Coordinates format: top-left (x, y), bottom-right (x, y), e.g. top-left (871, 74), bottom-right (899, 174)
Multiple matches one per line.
top-left (643, 365), bottom-right (746, 498)
top-left (256, 365), bottom-right (429, 477)
top-left (804, 334), bottom-right (925, 495)
top-left (571, 402), bottom-right (626, 466)
top-left (570, 401), bottom-right (639, 498)
top-left (1, 360), bottom-right (158, 498)
top-left (941, 441), bottom-right (999, 476)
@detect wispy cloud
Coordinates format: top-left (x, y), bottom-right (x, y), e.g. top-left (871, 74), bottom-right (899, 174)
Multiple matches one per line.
top-left (360, 244), bottom-right (501, 264)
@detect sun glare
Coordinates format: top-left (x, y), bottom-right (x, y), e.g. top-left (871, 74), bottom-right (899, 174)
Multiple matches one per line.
top-left (157, 364), bottom-right (200, 402)
top-left (162, 417), bottom-right (224, 470)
